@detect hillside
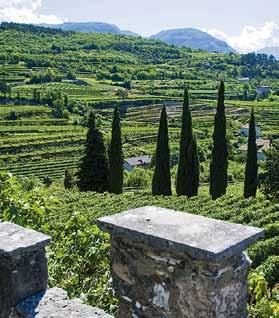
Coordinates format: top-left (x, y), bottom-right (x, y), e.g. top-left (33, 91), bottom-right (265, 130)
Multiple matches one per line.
top-left (150, 28), bottom-right (236, 53)
top-left (0, 23), bottom-right (278, 180)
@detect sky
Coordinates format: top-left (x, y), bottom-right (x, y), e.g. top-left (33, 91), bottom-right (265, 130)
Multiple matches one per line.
top-left (0, 0), bottom-right (279, 53)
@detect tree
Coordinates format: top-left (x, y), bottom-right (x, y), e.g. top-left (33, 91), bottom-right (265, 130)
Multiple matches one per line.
top-left (210, 81), bottom-right (228, 200)
top-left (43, 176), bottom-right (52, 187)
top-left (116, 88), bottom-right (129, 99)
top-left (176, 88), bottom-right (199, 197)
top-left (77, 111), bottom-right (109, 192)
top-left (108, 107), bottom-right (123, 194)
top-left (261, 142), bottom-right (279, 199)
top-left (64, 170), bottom-right (74, 190)
top-left (244, 108), bottom-right (258, 198)
top-left (0, 80), bottom-right (10, 97)
top-left (52, 99), bottom-right (65, 118)
top-left (152, 106), bottom-right (172, 196)
top-left (7, 111), bottom-right (18, 120)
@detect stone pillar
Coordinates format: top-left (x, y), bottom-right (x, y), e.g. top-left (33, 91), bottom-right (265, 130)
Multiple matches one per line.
top-left (98, 206), bottom-right (264, 318)
top-left (0, 222), bottom-right (51, 318)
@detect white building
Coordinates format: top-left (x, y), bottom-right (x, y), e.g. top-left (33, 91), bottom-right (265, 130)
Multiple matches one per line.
top-left (123, 155), bottom-right (152, 172)
top-left (239, 138), bottom-right (271, 160)
top-left (256, 86), bottom-right (271, 96)
top-left (238, 77), bottom-right (250, 84)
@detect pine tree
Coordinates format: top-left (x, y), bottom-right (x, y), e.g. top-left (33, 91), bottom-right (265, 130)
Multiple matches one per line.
top-left (176, 88), bottom-right (199, 197)
top-left (77, 111), bottom-right (109, 192)
top-left (244, 108), bottom-right (258, 198)
top-left (152, 106), bottom-right (172, 196)
top-left (210, 81), bottom-right (228, 200)
top-left (64, 169), bottom-right (74, 190)
top-left (108, 107), bottom-right (123, 194)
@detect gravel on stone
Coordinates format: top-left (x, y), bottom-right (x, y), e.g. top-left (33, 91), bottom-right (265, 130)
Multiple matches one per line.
top-left (14, 288), bottom-right (113, 318)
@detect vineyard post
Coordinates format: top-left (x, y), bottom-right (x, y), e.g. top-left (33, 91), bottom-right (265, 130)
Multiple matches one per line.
top-left (98, 206), bottom-right (264, 318)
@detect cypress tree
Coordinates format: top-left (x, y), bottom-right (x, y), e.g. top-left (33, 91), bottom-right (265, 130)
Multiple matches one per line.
top-left (77, 111), bottom-right (109, 192)
top-left (176, 88), bottom-right (200, 197)
top-left (244, 108), bottom-right (258, 198)
top-left (210, 81), bottom-right (228, 200)
top-left (152, 106), bottom-right (172, 196)
top-left (108, 106), bottom-right (123, 194)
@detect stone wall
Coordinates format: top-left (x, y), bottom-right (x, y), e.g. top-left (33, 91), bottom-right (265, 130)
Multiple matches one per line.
top-left (98, 206), bottom-right (264, 318)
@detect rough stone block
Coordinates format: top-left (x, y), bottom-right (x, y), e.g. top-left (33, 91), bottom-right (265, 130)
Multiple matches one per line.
top-left (0, 222), bottom-right (51, 318)
top-left (98, 206), bottom-right (264, 318)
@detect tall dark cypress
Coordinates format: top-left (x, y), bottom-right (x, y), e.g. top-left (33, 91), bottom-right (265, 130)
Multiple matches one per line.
top-left (108, 107), bottom-right (123, 194)
top-left (210, 81), bottom-right (228, 200)
top-left (77, 111), bottom-right (109, 192)
top-left (244, 108), bottom-right (258, 198)
top-left (152, 106), bottom-right (172, 196)
top-left (176, 88), bottom-right (199, 197)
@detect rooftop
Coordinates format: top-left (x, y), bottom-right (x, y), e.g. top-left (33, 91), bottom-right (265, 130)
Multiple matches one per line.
top-left (241, 123), bottom-right (259, 129)
top-left (97, 206), bottom-right (264, 261)
top-left (125, 155), bottom-right (152, 166)
top-left (0, 222), bottom-right (51, 257)
top-left (239, 138), bottom-right (271, 152)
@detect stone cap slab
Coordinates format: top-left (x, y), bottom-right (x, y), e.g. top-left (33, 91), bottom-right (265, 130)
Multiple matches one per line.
top-left (0, 222), bottom-right (51, 257)
top-left (97, 206), bottom-right (264, 261)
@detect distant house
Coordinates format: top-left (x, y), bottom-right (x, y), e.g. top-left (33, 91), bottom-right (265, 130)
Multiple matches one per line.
top-left (256, 86), bottom-right (271, 96)
top-left (238, 77), bottom-right (250, 83)
top-left (240, 123), bottom-right (261, 138)
top-left (239, 138), bottom-right (271, 160)
top-left (123, 155), bottom-right (152, 172)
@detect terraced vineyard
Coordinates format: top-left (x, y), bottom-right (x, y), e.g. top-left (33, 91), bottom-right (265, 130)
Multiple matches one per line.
top-left (0, 22), bottom-right (278, 183)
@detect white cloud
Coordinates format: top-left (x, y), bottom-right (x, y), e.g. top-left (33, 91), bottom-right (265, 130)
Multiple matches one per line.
top-left (0, 0), bottom-right (64, 24)
top-left (207, 22), bottom-right (279, 53)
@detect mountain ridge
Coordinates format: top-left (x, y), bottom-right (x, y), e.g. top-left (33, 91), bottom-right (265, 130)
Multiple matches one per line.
top-left (39, 22), bottom-right (140, 36)
top-left (38, 22), bottom-right (236, 53)
top-left (150, 28), bottom-right (236, 53)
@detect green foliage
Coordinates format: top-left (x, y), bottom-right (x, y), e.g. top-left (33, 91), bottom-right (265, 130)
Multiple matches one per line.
top-left (248, 272), bottom-right (279, 318)
top-left (249, 298), bottom-right (279, 318)
top-left (176, 88), bottom-right (199, 197)
top-left (64, 169), bottom-right (74, 190)
top-left (152, 106), bottom-right (172, 196)
top-left (256, 256), bottom-right (279, 289)
top-left (248, 236), bottom-right (279, 267)
top-left (244, 108), bottom-right (258, 198)
top-left (261, 142), bottom-right (279, 199)
top-left (47, 217), bottom-right (117, 313)
top-left (77, 111), bottom-right (109, 192)
top-left (7, 110), bottom-right (18, 120)
top-left (124, 168), bottom-right (152, 188)
top-left (108, 107), bottom-right (123, 194)
top-left (249, 272), bottom-right (269, 303)
top-left (0, 80), bottom-right (11, 96)
top-left (210, 81), bottom-right (228, 200)
top-left (0, 172), bottom-right (49, 228)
